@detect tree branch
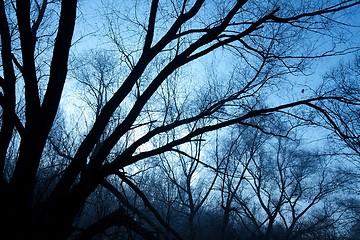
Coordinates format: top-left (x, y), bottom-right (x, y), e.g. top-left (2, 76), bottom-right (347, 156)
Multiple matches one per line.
top-left (31, 0), bottom-right (47, 40)
top-left (76, 207), bottom-right (158, 240)
top-left (16, 0), bottom-right (41, 118)
top-left (0, 0), bottom-right (18, 182)
top-left (270, 1), bottom-right (360, 23)
top-left (115, 173), bottom-right (183, 240)
top-left (101, 179), bottom-right (164, 236)
top-left (105, 96), bottom-right (341, 172)
top-left (143, 0), bottom-right (158, 50)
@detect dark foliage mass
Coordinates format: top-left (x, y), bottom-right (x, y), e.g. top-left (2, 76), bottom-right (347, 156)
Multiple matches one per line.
top-left (0, 1), bottom-right (360, 239)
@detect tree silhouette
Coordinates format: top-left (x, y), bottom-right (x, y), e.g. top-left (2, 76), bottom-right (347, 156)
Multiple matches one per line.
top-left (0, 1), bottom-right (360, 239)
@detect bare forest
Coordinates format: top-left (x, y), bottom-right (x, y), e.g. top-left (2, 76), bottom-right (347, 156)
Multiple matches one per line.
top-left (1, 1), bottom-right (360, 239)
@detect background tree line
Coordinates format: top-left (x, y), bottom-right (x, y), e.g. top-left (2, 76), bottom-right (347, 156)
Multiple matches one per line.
top-left (0, 0), bottom-right (360, 239)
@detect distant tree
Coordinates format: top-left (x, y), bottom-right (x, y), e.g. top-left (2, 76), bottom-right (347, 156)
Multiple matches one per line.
top-left (215, 126), bottom-right (266, 239)
top-left (1, 1), bottom-right (360, 240)
top-left (159, 138), bottom-right (218, 240)
top-left (220, 135), bottom-right (346, 240)
top-left (317, 54), bottom-right (360, 156)
top-left (319, 54), bottom-right (360, 240)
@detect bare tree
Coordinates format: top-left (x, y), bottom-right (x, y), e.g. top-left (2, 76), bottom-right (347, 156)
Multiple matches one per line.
top-left (230, 137), bottom-right (348, 240)
top-left (214, 126), bottom-right (266, 239)
top-left (1, 1), bottom-right (360, 239)
top-left (158, 137), bottom-right (218, 240)
top-left (313, 54), bottom-right (360, 156)
top-left (317, 53), bottom-right (360, 240)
